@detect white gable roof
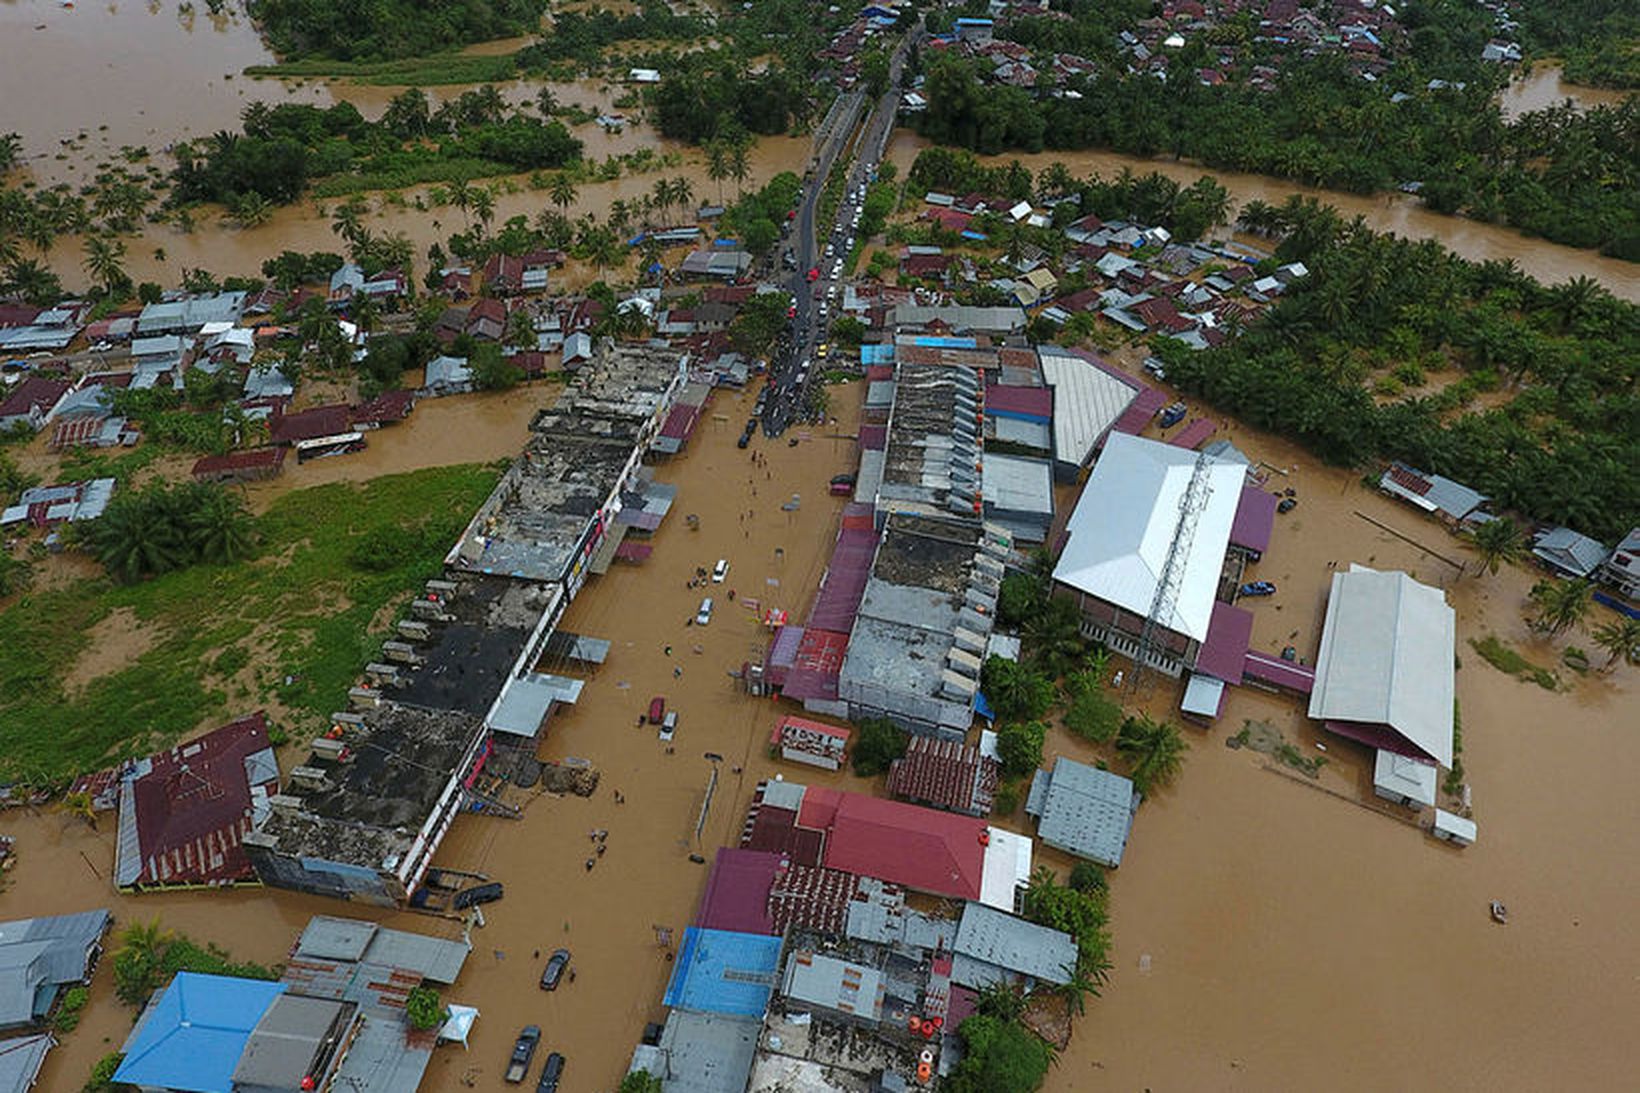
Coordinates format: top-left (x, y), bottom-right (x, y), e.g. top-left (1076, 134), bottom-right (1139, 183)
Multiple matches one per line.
top-left (1051, 432), bottom-right (1244, 642)
top-left (1308, 566), bottom-right (1455, 767)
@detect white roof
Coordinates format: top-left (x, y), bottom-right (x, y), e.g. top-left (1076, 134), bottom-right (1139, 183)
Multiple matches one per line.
top-left (1052, 433), bottom-right (1245, 642)
top-left (1037, 348), bottom-right (1138, 467)
top-left (1433, 809), bottom-right (1477, 842)
top-left (1308, 566), bottom-right (1455, 768)
top-left (979, 826), bottom-right (1033, 911)
top-left (1180, 673), bottom-right (1225, 716)
top-left (1373, 750), bottom-right (1437, 807)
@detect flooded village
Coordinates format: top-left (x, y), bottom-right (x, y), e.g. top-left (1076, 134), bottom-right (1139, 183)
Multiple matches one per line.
top-left (2, 3), bottom-right (1639, 1093)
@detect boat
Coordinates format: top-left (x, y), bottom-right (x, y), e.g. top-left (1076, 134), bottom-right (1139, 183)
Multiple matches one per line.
top-left (1489, 900), bottom-right (1508, 925)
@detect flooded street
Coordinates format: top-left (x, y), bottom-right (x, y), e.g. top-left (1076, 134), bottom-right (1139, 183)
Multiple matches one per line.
top-left (885, 133), bottom-right (1640, 301)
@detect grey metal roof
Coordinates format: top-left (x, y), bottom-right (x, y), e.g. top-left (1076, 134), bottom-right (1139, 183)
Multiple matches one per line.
top-left (0, 910), bottom-right (110, 1026)
top-left (1532, 526), bottom-right (1608, 578)
top-left (325, 1004), bottom-right (433, 1092)
top-left (232, 994), bottom-right (352, 1086)
top-left (953, 901), bottom-right (1075, 988)
top-left (888, 304), bottom-right (1026, 333)
top-left (294, 916), bottom-right (376, 962)
top-left (780, 951), bottom-right (885, 1021)
top-left (655, 1011), bottom-right (761, 1093)
top-left (0, 1031), bottom-right (53, 1093)
top-left (981, 453), bottom-right (1054, 517)
top-left (1025, 758), bottom-right (1138, 868)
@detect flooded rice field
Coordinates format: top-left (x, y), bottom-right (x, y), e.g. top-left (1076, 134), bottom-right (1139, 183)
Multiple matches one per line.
top-left (885, 132), bottom-right (1640, 301)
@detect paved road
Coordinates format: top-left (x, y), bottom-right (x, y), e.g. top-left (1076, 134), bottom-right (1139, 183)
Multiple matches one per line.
top-left (760, 23), bottom-right (922, 439)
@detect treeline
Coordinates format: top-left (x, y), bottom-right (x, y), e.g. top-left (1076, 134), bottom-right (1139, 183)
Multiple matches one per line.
top-left (916, 50), bottom-right (1640, 259)
top-left (247, 0), bottom-right (547, 62)
top-left (172, 93), bottom-right (581, 207)
top-left (1154, 198), bottom-right (1640, 542)
top-left (1515, 0), bottom-right (1640, 89)
top-left (648, 54), bottom-right (812, 144)
top-left (517, 2), bottom-right (709, 65)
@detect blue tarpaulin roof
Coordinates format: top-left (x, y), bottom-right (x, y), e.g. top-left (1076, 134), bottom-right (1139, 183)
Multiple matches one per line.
top-left (662, 927), bottom-right (782, 1017)
top-left (115, 973), bottom-right (285, 1093)
top-left (974, 690), bottom-right (996, 720)
top-left (912, 335), bottom-right (978, 348)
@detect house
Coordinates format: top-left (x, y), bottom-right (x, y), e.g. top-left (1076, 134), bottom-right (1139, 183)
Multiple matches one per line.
top-left (328, 263), bottom-right (405, 306)
top-left (481, 253), bottom-right (548, 296)
top-left (0, 910), bottom-right (111, 1030)
top-left (662, 928), bottom-right (784, 1019)
top-left (1012, 267), bottom-right (1059, 307)
top-left (0, 377), bottom-right (70, 433)
top-left (1600, 528), bottom-right (1640, 598)
top-left (268, 404), bottom-right (353, 446)
top-left (1, 479), bottom-right (115, 529)
top-left (886, 735), bottom-right (999, 817)
top-left (779, 950), bottom-right (885, 1025)
top-left (1309, 566), bottom-right (1455, 768)
top-left (1373, 750), bottom-right (1437, 809)
top-left (350, 389), bottom-right (417, 429)
top-left (1051, 433), bottom-right (1247, 674)
top-left (628, 67), bottom-right (662, 83)
top-left (1531, 526), bottom-right (1608, 580)
top-left (464, 297), bottom-right (508, 342)
top-left (951, 901), bottom-right (1076, 991)
top-left (137, 291), bottom-right (247, 336)
top-left (422, 355), bottom-right (474, 396)
top-left (114, 973), bottom-right (355, 1093)
top-left (191, 448), bottom-right (286, 484)
top-left (1025, 757), bottom-right (1139, 867)
top-left (679, 249), bottom-right (752, 280)
top-left (111, 712), bottom-right (280, 891)
top-left (770, 716), bottom-right (851, 770)
top-left (0, 1031), bottom-right (54, 1092)
top-left (1378, 463), bottom-right (1488, 527)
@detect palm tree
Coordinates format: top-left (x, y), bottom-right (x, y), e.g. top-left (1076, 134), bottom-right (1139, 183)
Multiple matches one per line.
top-left (1527, 578), bottom-right (1592, 637)
top-left (727, 139), bottom-right (751, 196)
top-left (62, 791), bottom-right (98, 829)
top-left (1590, 618), bottom-right (1640, 671)
top-left (705, 140), bottom-right (730, 203)
top-left (1116, 714), bottom-right (1186, 795)
top-left (118, 918), bottom-right (176, 965)
top-left (651, 177), bottom-right (673, 220)
top-left (1024, 598), bottom-right (1085, 678)
top-left (185, 488), bottom-right (255, 565)
top-left (469, 187), bottom-right (496, 239)
top-left (227, 192), bottom-right (273, 229)
top-left (82, 234), bottom-right (129, 297)
top-left (536, 87), bottom-right (557, 117)
top-left (1058, 957), bottom-right (1110, 1016)
top-left (1464, 517), bottom-right (1527, 576)
top-left (447, 178), bottom-right (473, 226)
top-left (330, 196), bottom-right (369, 246)
top-left (3, 258), bottom-right (61, 305)
top-left (0, 132), bottom-right (22, 175)
top-left (549, 173), bottom-right (577, 214)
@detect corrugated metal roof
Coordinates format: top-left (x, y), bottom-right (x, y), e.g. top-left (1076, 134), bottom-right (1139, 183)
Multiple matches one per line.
top-left (1026, 758), bottom-right (1137, 868)
top-left (1039, 348), bottom-right (1140, 466)
top-left (0, 1031), bottom-right (54, 1093)
top-left (0, 910), bottom-right (111, 1026)
top-left (954, 902), bottom-right (1076, 987)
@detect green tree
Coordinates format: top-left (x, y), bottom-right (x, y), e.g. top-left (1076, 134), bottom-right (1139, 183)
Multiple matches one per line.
top-left (981, 656), bottom-right (1054, 721)
top-left (1590, 618), bottom-right (1640, 670)
top-left (82, 234), bottom-right (130, 297)
top-left (184, 486), bottom-right (256, 565)
top-left (1115, 714), bottom-right (1187, 795)
top-left (619, 1072), bottom-right (664, 1093)
top-left (945, 1014), bottom-right (1054, 1093)
top-left (549, 173), bottom-right (577, 214)
top-left (405, 985), bottom-right (447, 1031)
top-left (1465, 517), bottom-right (1527, 576)
top-left (995, 720), bottom-right (1048, 779)
top-left (1528, 578), bottom-right (1593, 637)
top-left (469, 343), bottom-right (523, 391)
top-left (851, 717), bottom-right (907, 777)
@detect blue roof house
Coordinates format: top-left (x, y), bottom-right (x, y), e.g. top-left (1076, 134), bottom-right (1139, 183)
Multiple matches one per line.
top-left (662, 928), bottom-right (783, 1018)
top-left (115, 973), bottom-right (286, 1093)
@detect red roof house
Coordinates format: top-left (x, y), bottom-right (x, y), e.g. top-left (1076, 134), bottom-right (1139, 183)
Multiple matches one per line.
top-left (886, 736), bottom-right (999, 817)
top-left (191, 448), bottom-right (287, 483)
top-left (113, 712), bottom-right (281, 890)
top-left (799, 787), bottom-right (989, 901)
top-left (0, 376), bottom-right (71, 431)
top-left (268, 404), bottom-right (353, 445)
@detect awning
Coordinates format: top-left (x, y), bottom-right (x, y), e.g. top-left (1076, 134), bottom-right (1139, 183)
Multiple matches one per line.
top-left (615, 541), bottom-right (653, 562)
top-left (438, 1004), bottom-right (479, 1047)
top-left (1180, 673), bottom-right (1227, 718)
top-left (588, 524), bottom-right (630, 575)
top-left (488, 673), bottom-right (585, 737)
top-left (1196, 602), bottom-right (1253, 684)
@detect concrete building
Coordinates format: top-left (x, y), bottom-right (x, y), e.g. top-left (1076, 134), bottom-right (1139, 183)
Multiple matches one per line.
top-left (1308, 566), bottom-right (1455, 768)
top-left (1051, 433), bottom-right (1248, 676)
top-left (1025, 757), bottom-right (1139, 868)
top-left (981, 453), bottom-right (1054, 543)
top-left (780, 950), bottom-right (886, 1026)
top-left (1598, 528), bottom-right (1640, 598)
top-left (629, 1010), bottom-right (760, 1093)
top-left (0, 910), bottom-right (111, 1030)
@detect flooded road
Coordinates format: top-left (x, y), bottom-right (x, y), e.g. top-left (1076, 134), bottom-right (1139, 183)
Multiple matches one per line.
top-left (885, 133), bottom-right (1640, 301)
top-left (1499, 64), bottom-right (1633, 120)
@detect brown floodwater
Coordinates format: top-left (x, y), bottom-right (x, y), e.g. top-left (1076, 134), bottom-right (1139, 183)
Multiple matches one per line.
top-left (885, 132), bottom-right (1640, 301)
top-left (1498, 64), bottom-right (1633, 121)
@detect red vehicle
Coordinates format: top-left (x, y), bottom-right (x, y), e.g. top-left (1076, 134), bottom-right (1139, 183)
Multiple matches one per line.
top-left (806, 267), bottom-right (820, 282)
top-left (787, 209), bottom-right (797, 220)
top-left (786, 305), bottom-right (797, 319)
top-left (647, 696), bottom-right (666, 724)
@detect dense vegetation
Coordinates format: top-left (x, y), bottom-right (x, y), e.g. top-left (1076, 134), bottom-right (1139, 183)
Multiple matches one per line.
top-left (648, 53), bottom-right (814, 144)
top-left (248, 0), bottom-right (547, 62)
top-left (917, 25), bottom-right (1640, 258)
top-left (516, 2), bottom-right (709, 65)
top-left (173, 93), bottom-right (581, 207)
top-left (1516, 0), bottom-right (1640, 88)
top-left (718, 171), bottom-right (802, 258)
top-left (0, 465), bottom-right (499, 783)
top-left (85, 482), bottom-right (256, 583)
top-left (112, 918), bottom-right (278, 1008)
top-left (1153, 198), bottom-right (1640, 542)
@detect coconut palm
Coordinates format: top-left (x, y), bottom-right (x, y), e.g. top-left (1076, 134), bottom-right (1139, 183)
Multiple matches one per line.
top-left (1464, 517), bottom-right (1527, 576)
top-left (0, 132), bottom-right (22, 175)
top-left (705, 140), bottom-right (730, 203)
top-left (3, 258), bottom-right (61, 305)
top-left (727, 139), bottom-right (751, 195)
top-left (549, 173), bottom-right (577, 214)
top-left (1115, 714), bottom-right (1186, 795)
top-left (1590, 618), bottom-right (1640, 671)
top-left (469, 187), bottom-right (496, 239)
top-left (227, 192), bottom-right (273, 229)
top-left (330, 196), bottom-right (369, 246)
top-left (184, 487), bottom-right (255, 565)
top-left (1527, 578), bottom-right (1592, 637)
top-left (82, 234), bottom-right (129, 296)
top-left (672, 176), bottom-right (693, 216)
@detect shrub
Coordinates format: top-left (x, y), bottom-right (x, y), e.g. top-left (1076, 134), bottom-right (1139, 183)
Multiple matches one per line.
top-left (54, 985), bottom-right (89, 1032)
top-left (82, 1053), bottom-right (124, 1093)
top-left (996, 720), bottom-right (1047, 779)
top-left (405, 984), bottom-right (447, 1031)
top-left (851, 718), bottom-right (906, 777)
top-left (1068, 861), bottom-right (1107, 894)
top-left (992, 779), bottom-right (1023, 817)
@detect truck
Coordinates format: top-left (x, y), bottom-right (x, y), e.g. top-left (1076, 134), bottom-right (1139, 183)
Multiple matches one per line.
top-left (506, 1025), bottom-right (541, 1083)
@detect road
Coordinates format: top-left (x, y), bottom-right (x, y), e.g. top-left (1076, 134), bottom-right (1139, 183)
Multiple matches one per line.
top-left (760, 22), bottom-right (922, 438)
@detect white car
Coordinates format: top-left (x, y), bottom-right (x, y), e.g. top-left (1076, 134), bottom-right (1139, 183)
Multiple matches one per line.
top-left (696, 597), bottom-right (714, 625)
top-left (660, 710), bottom-right (678, 742)
top-left (712, 558), bottom-right (729, 583)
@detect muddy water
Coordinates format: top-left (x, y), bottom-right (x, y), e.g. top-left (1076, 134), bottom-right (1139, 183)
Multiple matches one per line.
top-left (885, 132), bottom-right (1640, 301)
top-left (1044, 408), bottom-right (1640, 1090)
top-left (1499, 64), bottom-right (1633, 121)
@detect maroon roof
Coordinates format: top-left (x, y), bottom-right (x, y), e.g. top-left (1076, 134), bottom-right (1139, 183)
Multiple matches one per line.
top-left (984, 383), bottom-right (1052, 421)
top-left (1169, 418), bottom-right (1217, 450)
top-left (857, 424), bottom-right (887, 450)
top-left (1134, 296), bottom-right (1193, 333)
top-left (696, 848), bottom-right (784, 935)
top-left (1230, 486), bottom-right (1278, 554)
top-left (781, 628), bottom-right (850, 702)
top-left (350, 389), bottom-right (416, 426)
top-left (806, 515), bottom-right (878, 631)
top-left (0, 376), bottom-right (70, 420)
top-left (900, 254), bottom-right (952, 278)
top-left (1051, 287), bottom-right (1102, 314)
top-left (886, 736), bottom-right (998, 816)
top-left (1243, 650), bottom-right (1316, 694)
top-left (1112, 387), bottom-right (1167, 437)
top-left (118, 712), bottom-right (278, 889)
top-left (1325, 719), bottom-right (1439, 763)
top-left (743, 805), bottom-right (825, 866)
top-left (1196, 602), bottom-right (1254, 684)
top-left (191, 448), bottom-right (286, 478)
top-left (0, 304), bottom-right (42, 328)
top-left (659, 401), bottom-right (703, 441)
top-left (269, 404), bottom-right (353, 445)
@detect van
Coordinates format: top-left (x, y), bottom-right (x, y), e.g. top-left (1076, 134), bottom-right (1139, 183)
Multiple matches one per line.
top-left (660, 711), bottom-right (678, 742)
top-left (712, 558), bottom-right (729, 582)
top-left (696, 597), bottom-right (713, 625)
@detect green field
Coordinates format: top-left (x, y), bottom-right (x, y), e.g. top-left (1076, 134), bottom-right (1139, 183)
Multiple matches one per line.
top-left (244, 53), bottom-right (525, 86)
top-left (0, 465), bottom-right (499, 783)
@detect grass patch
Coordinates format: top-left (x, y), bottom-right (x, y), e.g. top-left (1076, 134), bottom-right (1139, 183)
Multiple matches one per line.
top-left (0, 464), bottom-right (499, 783)
top-left (307, 156), bottom-right (532, 198)
top-left (244, 53), bottom-right (526, 86)
top-left (1469, 635), bottom-right (1559, 690)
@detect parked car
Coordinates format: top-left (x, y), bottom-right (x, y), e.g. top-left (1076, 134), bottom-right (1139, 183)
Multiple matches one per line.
top-left (712, 558), bottom-right (729, 582)
top-left (806, 267), bottom-right (820, 282)
top-left (540, 948), bottom-right (571, 990)
top-left (696, 597), bottom-right (713, 626)
top-left (1277, 497), bottom-right (1298, 514)
top-left (1238, 581), bottom-right (1277, 597)
top-left (452, 882), bottom-right (504, 909)
top-left (647, 696), bottom-right (666, 724)
top-left (1158, 401), bottom-right (1187, 428)
top-left (505, 1026), bottom-right (540, 1084)
top-left (537, 1052), bottom-right (565, 1093)
top-left (737, 432), bottom-right (751, 449)
top-left (660, 710), bottom-right (678, 742)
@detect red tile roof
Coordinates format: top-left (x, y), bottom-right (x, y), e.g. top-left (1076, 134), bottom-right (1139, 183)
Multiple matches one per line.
top-left (800, 787), bottom-right (988, 901)
top-left (191, 447), bottom-right (287, 480)
top-left (886, 736), bottom-right (998, 816)
top-left (350, 389), bottom-right (416, 426)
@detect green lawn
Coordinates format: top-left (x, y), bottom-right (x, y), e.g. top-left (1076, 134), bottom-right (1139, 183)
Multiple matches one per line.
top-left (0, 464), bottom-right (499, 783)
